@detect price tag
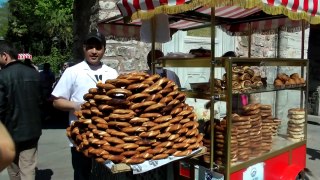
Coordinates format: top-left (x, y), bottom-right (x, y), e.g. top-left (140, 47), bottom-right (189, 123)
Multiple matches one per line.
top-left (243, 162), bottom-right (264, 180)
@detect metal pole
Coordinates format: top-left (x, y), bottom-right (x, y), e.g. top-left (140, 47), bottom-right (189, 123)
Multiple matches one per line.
top-left (277, 28), bottom-right (281, 58)
top-left (209, 7), bottom-right (216, 172)
top-left (151, 17), bottom-right (156, 74)
top-left (301, 20), bottom-right (306, 107)
top-left (248, 22), bottom-right (252, 58)
top-left (301, 20), bottom-right (305, 59)
top-left (275, 28), bottom-right (281, 118)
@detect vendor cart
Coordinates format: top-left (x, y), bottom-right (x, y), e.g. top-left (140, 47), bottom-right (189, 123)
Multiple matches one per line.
top-left (95, 0), bottom-right (320, 179)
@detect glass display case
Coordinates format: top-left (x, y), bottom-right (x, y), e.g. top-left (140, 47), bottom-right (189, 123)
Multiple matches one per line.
top-left (159, 57), bottom-right (308, 180)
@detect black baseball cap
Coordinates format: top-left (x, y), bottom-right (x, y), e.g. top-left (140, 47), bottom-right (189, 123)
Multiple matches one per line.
top-left (84, 32), bottom-right (106, 47)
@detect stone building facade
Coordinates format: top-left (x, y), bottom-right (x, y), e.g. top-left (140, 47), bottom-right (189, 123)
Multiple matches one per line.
top-left (98, 0), bottom-right (151, 73)
top-left (236, 31), bottom-right (310, 125)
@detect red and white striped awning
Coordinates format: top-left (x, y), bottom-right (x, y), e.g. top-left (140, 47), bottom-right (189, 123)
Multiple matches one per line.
top-left (116, 0), bottom-right (320, 24)
top-left (220, 17), bottom-right (306, 35)
top-left (99, 6), bottom-right (306, 39)
top-left (116, 0), bottom-right (197, 19)
top-left (98, 19), bottom-right (142, 40)
top-left (18, 53), bottom-right (32, 60)
top-left (260, 0), bottom-right (320, 23)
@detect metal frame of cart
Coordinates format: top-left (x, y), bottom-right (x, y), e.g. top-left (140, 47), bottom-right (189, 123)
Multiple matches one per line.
top-left (98, 0), bottom-right (320, 179)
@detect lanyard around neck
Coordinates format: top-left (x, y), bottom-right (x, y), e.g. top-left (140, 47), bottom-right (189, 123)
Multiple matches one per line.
top-left (86, 72), bottom-right (103, 84)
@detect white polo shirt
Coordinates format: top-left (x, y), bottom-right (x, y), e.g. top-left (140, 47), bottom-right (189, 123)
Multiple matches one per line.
top-left (52, 61), bottom-right (118, 125)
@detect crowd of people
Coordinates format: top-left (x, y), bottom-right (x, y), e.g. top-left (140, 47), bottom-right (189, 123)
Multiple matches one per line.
top-left (0, 31), bottom-right (182, 179)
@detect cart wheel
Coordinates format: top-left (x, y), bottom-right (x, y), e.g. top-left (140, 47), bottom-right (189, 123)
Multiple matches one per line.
top-left (295, 171), bottom-right (304, 180)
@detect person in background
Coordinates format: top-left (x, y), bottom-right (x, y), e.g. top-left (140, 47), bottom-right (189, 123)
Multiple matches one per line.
top-left (59, 62), bottom-right (69, 76)
top-left (0, 41), bottom-right (42, 179)
top-left (39, 63), bottom-right (56, 121)
top-left (51, 31), bottom-right (118, 180)
top-left (0, 122), bottom-right (16, 172)
top-left (147, 49), bottom-right (181, 87)
top-left (40, 63), bottom-right (55, 99)
top-left (24, 58), bottom-right (39, 71)
top-left (222, 51), bottom-right (237, 57)
top-left (53, 62), bottom-right (72, 89)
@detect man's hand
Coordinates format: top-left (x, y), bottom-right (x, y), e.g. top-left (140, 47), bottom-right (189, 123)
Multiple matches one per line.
top-left (73, 102), bottom-right (82, 111)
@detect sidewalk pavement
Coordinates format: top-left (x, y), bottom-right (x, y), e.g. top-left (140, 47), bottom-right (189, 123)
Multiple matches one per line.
top-left (0, 115), bottom-right (319, 180)
top-left (0, 127), bottom-right (73, 180)
top-left (305, 115), bottom-right (320, 180)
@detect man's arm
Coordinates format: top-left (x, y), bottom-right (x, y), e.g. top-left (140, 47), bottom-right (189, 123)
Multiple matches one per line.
top-left (0, 122), bottom-right (15, 172)
top-left (52, 97), bottom-right (81, 112)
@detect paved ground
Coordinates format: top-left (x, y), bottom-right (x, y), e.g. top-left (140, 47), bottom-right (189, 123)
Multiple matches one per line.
top-left (0, 118), bottom-right (73, 180)
top-left (0, 115), bottom-right (319, 180)
top-left (305, 115), bottom-right (320, 180)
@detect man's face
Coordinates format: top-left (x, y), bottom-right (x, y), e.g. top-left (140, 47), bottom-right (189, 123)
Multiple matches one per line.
top-left (83, 39), bottom-right (105, 65)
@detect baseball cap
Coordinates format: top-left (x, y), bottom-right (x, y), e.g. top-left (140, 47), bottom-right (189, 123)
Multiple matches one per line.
top-left (84, 32), bottom-right (106, 47)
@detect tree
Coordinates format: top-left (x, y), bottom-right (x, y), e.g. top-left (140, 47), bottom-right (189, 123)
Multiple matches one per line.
top-left (5, 0), bottom-right (74, 73)
top-left (5, 0), bottom-right (99, 70)
top-left (0, 2), bottom-right (9, 37)
top-left (72, 0), bottom-right (98, 61)
top-left (7, 0), bottom-right (73, 56)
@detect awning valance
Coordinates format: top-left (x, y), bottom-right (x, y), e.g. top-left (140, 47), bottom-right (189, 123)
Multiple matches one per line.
top-left (116, 0), bottom-right (320, 24)
top-left (18, 53), bottom-right (32, 60)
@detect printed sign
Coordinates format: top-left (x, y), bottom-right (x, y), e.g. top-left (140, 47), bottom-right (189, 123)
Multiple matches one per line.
top-left (243, 162), bottom-right (264, 180)
top-left (104, 147), bottom-right (203, 174)
top-left (205, 170), bottom-right (224, 180)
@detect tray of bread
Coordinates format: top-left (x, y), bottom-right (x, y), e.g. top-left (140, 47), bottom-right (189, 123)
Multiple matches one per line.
top-left (274, 73), bottom-right (305, 88)
top-left (66, 71), bottom-right (204, 174)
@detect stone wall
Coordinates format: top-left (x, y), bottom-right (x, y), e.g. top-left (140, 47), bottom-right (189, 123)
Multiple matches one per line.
top-left (236, 31), bottom-right (309, 123)
top-left (98, 0), bottom-right (151, 73)
top-left (236, 31), bottom-right (308, 58)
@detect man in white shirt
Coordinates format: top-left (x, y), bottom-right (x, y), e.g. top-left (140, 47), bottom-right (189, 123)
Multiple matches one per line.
top-left (51, 31), bottom-right (118, 180)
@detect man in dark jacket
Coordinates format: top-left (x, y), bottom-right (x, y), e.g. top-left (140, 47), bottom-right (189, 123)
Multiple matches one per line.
top-left (0, 42), bottom-right (42, 179)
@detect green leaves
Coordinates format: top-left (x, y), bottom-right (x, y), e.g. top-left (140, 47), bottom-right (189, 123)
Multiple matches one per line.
top-left (7, 0), bottom-right (73, 57)
top-left (0, 2), bottom-right (9, 37)
top-left (2, 0), bottom-right (74, 74)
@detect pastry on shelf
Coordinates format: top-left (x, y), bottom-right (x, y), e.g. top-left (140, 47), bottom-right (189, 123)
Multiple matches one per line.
top-left (274, 73), bottom-right (305, 88)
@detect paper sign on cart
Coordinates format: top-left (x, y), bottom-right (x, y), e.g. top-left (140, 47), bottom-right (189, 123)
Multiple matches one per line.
top-left (104, 147), bottom-right (203, 174)
top-left (130, 148), bottom-right (203, 174)
top-left (243, 162), bottom-right (264, 180)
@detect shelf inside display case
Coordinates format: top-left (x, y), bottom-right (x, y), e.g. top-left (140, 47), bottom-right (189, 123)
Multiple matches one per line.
top-left (161, 56), bottom-right (308, 180)
top-left (159, 57), bottom-right (214, 68)
top-left (186, 136), bottom-right (306, 173)
top-left (160, 57), bottom-right (308, 68)
top-left (230, 136), bottom-right (306, 173)
top-left (231, 84), bottom-right (307, 94)
top-left (182, 84), bottom-right (307, 100)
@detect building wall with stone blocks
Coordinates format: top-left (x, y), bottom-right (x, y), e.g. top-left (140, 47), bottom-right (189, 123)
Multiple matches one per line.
top-left (236, 30), bottom-right (309, 124)
top-left (98, 0), bottom-right (151, 74)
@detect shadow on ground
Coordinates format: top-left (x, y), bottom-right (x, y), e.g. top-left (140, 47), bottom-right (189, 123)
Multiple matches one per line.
top-left (304, 168), bottom-right (313, 180)
top-left (307, 148), bottom-right (320, 161)
top-left (35, 168), bottom-right (54, 180)
top-left (307, 120), bottom-right (320, 126)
